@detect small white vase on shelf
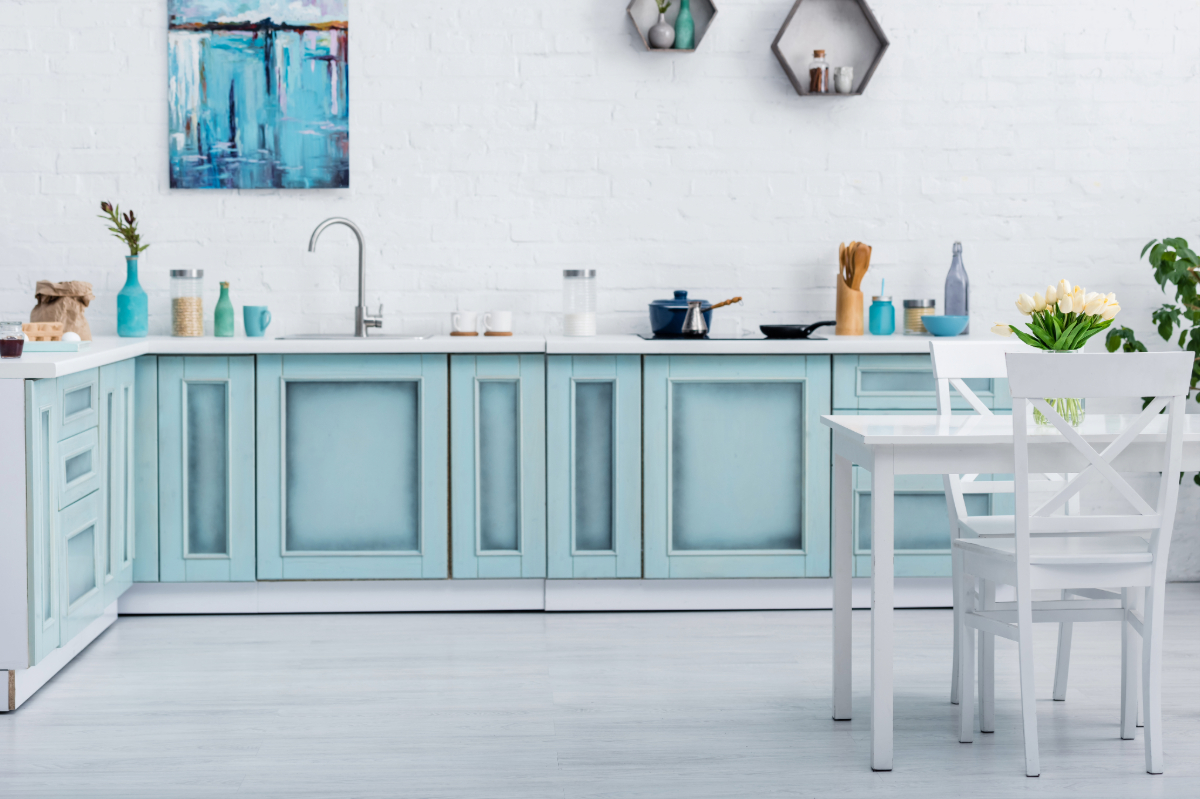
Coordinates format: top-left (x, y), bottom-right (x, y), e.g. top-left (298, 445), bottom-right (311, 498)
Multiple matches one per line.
top-left (649, 13), bottom-right (675, 49)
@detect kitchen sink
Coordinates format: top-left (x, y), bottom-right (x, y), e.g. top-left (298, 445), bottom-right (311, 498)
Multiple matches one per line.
top-left (276, 334), bottom-right (432, 340)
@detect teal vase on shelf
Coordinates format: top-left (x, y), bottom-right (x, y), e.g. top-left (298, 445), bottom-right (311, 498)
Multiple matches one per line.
top-left (214, 282), bottom-right (235, 337)
top-left (116, 255), bottom-right (148, 337)
top-left (674, 0), bottom-right (695, 49)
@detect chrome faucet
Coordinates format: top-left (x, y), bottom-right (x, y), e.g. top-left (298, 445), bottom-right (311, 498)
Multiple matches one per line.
top-left (308, 217), bottom-right (382, 337)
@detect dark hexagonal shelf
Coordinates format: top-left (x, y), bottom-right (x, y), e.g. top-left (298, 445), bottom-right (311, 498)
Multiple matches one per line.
top-left (772, 0), bottom-right (888, 96)
top-left (626, 0), bottom-right (718, 53)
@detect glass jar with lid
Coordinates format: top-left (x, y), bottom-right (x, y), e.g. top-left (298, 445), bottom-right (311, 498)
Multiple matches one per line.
top-left (903, 299), bottom-right (936, 335)
top-left (809, 49), bottom-right (830, 93)
top-left (0, 321), bottom-right (24, 359)
top-left (171, 269), bottom-right (204, 337)
top-left (563, 269), bottom-right (596, 337)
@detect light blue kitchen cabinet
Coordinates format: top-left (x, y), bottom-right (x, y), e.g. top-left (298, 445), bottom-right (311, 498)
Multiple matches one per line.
top-left (56, 368), bottom-right (100, 440)
top-left (643, 355), bottom-right (831, 578)
top-left (132, 356), bottom-right (159, 582)
top-left (24, 377), bottom-right (60, 665)
top-left (256, 354), bottom-right (449, 580)
top-left (57, 486), bottom-right (106, 643)
top-left (450, 355), bottom-right (545, 578)
top-left (546, 355), bottom-right (642, 579)
top-left (833, 354), bottom-right (1010, 411)
top-left (99, 359), bottom-right (136, 604)
top-left (158, 356), bottom-right (257, 582)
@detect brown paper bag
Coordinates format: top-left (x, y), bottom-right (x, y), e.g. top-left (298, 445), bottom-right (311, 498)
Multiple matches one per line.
top-left (835, 278), bottom-right (864, 336)
top-left (30, 281), bottom-right (94, 341)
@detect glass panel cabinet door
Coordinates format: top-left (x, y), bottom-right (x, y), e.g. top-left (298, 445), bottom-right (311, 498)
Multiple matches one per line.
top-left (546, 356), bottom-right (642, 578)
top-left (450, 355), bottom-right (545, 578)
top-left (256, 355), bottom-right (448, 580)
top-left (643, 355), bottom-right (831, 578)
top-left (158, 356), bottom-right (256, 582)
top-left (100, 359), bottom-right (136, 604)
top-left (25, 377), bottom-right (60, 665)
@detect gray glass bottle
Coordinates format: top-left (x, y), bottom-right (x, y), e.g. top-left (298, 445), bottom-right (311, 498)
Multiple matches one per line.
top-left (944, 241), bottom-right (969, 334)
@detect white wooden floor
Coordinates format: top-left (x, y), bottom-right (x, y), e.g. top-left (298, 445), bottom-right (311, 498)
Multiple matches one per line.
top-left (2, 584), bottom-right (1198, 797)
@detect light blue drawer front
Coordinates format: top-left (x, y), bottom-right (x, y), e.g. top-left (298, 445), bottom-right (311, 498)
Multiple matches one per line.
top-left (25, 377), bottom-right (60, 666)
top-left (256, 354), bottom-right (449, 580)
top-left (56, 428), bottom-right (100, 510)
top-left (833, 354), bottom-right (1009, 411)
top-left (58, 490), bottom-right (106, 644)
top-left (450, 354), bottom-right (546, 579)
top-left (57, 368), bottom-right (99, 440)
top-left (644, 355), bottom-right (831, 578)
top-left (547, 355), bottom-right (642, 579)
top-left (159, 356), bottom-right (257, 582)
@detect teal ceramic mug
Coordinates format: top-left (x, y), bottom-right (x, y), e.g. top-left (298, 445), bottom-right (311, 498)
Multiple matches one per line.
top-left (243, 306), bottom-right (272, 337)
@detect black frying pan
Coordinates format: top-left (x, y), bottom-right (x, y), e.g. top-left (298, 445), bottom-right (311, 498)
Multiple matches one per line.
top-left (760, 321), bottom-right (836, 340)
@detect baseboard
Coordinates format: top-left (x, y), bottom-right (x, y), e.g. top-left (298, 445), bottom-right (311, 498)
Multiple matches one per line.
top-left (4, 601), bottom-right (118, 711)
top-left (118, 578), bottom-right (953, 614)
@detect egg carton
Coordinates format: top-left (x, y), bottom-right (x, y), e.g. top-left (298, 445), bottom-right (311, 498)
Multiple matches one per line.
top-left (23, 322), bottom-right (64, 341)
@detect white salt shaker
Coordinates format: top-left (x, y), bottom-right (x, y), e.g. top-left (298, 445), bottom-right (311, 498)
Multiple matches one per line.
top-left (562, 269), bottom-right (596, 337)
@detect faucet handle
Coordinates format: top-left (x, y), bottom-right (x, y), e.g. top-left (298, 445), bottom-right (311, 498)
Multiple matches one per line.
top-left (365, 304), bottom-right (383, 329)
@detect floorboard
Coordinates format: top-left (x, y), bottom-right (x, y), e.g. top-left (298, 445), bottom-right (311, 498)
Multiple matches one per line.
top-left (1, 584), bottom-right (1197, 797)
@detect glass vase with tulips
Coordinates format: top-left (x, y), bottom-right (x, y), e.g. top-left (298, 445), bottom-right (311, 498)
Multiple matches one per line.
top-left (992, 279), bottom-right (1121, 426)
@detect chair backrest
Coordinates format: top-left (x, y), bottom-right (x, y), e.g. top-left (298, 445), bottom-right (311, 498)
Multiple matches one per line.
top-left (1005, 353), bottom-right (1191, 555)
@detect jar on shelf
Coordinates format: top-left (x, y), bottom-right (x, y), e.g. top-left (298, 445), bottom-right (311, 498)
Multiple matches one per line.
top-left (809, 49), bottom-right (830, 94)
top-left (868, 296), bottom-right (895, 336)
top-left (0, 320), bottom-right (24, 359)
top-left (563, 269), bottom-right (596, 337)
top-left (903, 299), bottom-right (936, 335)
top-left (171, 269), bottom-right (204, 337)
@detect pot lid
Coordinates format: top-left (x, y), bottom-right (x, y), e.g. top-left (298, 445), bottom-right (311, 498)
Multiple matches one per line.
top-left (649, 290), bottom-right (711, 310)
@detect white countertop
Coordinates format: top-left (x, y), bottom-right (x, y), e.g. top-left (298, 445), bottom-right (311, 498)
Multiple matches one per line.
top-left (821, 412), bottom-right (1200, 445)
top-left (0, 333), bottom-right (989, 379)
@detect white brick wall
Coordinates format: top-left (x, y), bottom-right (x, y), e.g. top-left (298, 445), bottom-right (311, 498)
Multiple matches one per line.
top-left (1, 1), bottom-right (1199, 574)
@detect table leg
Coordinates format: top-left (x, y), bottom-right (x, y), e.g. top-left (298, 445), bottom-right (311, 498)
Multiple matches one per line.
top-left (871, 446), bottom-right (895, 771)
top-left (833, 452), bottom-right (853, 721)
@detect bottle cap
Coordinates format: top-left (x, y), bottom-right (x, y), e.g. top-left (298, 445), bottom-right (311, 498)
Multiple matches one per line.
top-left (904, 299), bottom-right (936, 308)
top-left (872, 296), bottom-right (892, 302)
top-left (814, 49), bottom-right (826, 57)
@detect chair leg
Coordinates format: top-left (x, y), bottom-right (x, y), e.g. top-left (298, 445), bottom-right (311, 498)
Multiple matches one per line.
top-left (1142, 582), bottom-right (1165, 774)
top-left (1137, 586), bottom-right (1145, 729)
top-left (1016, 578), bottom-right (1040, 777)
top-left (951, 589), bottom-right (961, 706)
top-left (978, 579), bottom-right (995, 733)
top-left (1052, 590), bottom-right (1073, 702)
top-left (1120, 588), bottom-right (1139, 740)
top-left (954, 548), bottom-right (974, 743)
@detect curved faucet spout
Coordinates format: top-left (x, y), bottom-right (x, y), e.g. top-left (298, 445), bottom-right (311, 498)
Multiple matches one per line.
top-left (307, 217), bottom-right (380, 337)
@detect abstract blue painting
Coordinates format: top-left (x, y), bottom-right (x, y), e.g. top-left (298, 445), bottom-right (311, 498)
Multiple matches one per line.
top-left (168, 1), bottom-right (349, 189)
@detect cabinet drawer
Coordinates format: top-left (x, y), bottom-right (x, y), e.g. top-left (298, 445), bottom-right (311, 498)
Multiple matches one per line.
top-left (833, 354), bottom-right (1008, 411)
top-left (57, 428), bottom-right (101, 510)
top-left (58, 369), bottom-right (100, 439)
top-left (57, 489), bottom-right (106, 644)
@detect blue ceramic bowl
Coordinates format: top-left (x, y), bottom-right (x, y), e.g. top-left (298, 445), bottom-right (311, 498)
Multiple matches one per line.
top-left (921, 315), bottom-right (969, 337)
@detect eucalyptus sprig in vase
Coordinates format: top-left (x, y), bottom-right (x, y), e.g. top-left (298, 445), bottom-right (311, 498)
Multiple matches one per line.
top-left (99, 201), bottom-right (150, 337)
top-left (992, 279), bottom-right (1121, 426)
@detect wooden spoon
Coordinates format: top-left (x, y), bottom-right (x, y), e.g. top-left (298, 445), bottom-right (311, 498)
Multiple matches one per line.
top-left (708, 296), bottom-right (743, 311)
top-left (851, 244), bottom-right (871, 291)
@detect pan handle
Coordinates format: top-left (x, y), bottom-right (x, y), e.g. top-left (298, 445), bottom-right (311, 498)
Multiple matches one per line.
top-left (801, 320), bottom-right (837, 337)
top-left (708, 296), bottom-right (743, 311)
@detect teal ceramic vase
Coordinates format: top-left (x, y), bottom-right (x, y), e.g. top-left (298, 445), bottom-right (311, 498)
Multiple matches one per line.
top-left (117, 255), bottom-right (148, 337)
top-left (214, 282), bottom-right (235, 337)
top-left (674, 0), bottom-right (695, 49)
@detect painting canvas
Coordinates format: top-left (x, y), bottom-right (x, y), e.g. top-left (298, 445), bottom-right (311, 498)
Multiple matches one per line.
top-left (168, 1), bottom-right (349, 189)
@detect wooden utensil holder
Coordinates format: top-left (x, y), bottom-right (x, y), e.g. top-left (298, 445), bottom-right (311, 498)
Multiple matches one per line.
top-left (835, 279), bottom-right (864, 336)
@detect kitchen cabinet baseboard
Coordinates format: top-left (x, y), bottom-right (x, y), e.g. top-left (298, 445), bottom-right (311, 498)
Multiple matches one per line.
top-left (4, 601), bottom-right (117, 711)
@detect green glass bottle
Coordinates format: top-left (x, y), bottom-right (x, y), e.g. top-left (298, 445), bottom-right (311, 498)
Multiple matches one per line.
top-left (214, 281), bottom-right (235, 337)
top-left (674, 0), bottom-right (695, 49)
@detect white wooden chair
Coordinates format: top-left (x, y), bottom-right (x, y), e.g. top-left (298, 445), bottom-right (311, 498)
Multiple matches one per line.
top-left (930, 340), bottom-right (1077, 719)
top-left (953, 351), bottom-right (1191, 776)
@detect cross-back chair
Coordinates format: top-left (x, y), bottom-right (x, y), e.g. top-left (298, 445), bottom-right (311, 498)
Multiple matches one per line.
top-left (953, 351), bottom-right (1191, 776)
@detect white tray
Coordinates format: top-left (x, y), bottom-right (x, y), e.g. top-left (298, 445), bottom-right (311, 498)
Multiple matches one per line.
top-left (22, 340), bottom-right (92, 352)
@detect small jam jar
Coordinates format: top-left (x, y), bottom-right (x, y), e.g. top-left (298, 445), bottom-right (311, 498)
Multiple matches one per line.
top-left (868, 296), bottom-right (895, 336)
top-left (0, 321), bottom-right (24, 359)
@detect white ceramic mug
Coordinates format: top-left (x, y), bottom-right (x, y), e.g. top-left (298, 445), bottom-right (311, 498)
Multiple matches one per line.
top-left (451, 311), bottom-right (478, 334)
top-left (483, 311), bottom-right (513, 334)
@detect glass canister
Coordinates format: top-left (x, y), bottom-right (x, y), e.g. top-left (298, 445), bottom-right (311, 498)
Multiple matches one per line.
top-left (563, 269), bottom-right (596, 337)
top-left (868, 296), bottom-right (895, 336)
top-left (0, 321), bottom-right (24, 359)
top-left (809, 49), bottom-right (830, 93)
top-left (171, 269), bottom-right (204, 337)
top-left (903, 299), bottom-right (936, 335)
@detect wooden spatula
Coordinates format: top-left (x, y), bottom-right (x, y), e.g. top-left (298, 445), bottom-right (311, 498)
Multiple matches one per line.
top-left (851, 244), bottom-right (871, 291)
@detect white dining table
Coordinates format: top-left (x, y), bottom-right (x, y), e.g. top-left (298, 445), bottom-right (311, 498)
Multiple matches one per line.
top-left (821, 412), bottom-right (1200, 772)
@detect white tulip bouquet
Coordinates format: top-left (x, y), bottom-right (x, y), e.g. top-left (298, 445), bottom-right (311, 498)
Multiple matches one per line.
top-left (992, 279), bottom-right (1121, 351)
top-left (992, 280), bottom-right (1121, 425)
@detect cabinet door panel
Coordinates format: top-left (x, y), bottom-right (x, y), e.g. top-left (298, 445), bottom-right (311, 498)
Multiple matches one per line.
top-left (56, 428), bottom-right (100, 509)
top-left (133, 356), bottom-right (159, 581)
top-left (25, 378), bottom-right (60, 665)
top-left (100, 359), bottom-right (135, 604)
top-left (644, 355), bottom-right (831, 578)
top-left (833, 354), bottom-right (1003, 411)
top-left (547, 356), bottom-right (641, 578)
top-left (451, 355), bottom-right (545, 578)
top-left (57, 368), bottom-right (99, 439)
top-left (159, 356), bottom-right (256, 582)
top-left (58, 490), bottom-right (106, 643)
top-left (256, 354), bottom-right (448, 579)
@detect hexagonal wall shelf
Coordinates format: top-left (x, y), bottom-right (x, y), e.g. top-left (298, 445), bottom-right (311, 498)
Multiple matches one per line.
top-left (772, 0), bottom-right (888, 96)
top-left (627, 0), bottom-right (718, 53)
